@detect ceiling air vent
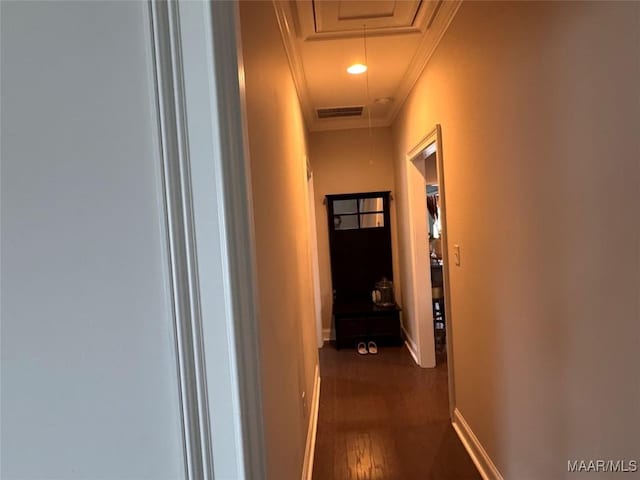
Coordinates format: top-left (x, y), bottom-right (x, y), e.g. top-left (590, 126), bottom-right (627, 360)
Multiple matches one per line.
top-left (316, 106), bottom-right (364, 119)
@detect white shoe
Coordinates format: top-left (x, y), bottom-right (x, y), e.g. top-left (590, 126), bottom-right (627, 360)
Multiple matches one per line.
top-left (367, 341), bottom-right (378, 354)
top-left (357, 342), bottom-right (368, 355)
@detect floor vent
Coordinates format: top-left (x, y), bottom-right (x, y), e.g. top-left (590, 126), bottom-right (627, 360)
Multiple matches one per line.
top-left (316, 106), bottom-right (364, 119)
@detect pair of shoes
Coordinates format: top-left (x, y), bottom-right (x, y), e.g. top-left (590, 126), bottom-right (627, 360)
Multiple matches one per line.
top-left (357, 341), bottom-right (378, 355)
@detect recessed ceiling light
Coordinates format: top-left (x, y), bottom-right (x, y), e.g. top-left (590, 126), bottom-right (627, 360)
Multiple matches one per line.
top-left (347, 63), bottom-right (367, 75)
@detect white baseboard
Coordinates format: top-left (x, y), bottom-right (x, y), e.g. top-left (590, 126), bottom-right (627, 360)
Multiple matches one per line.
top-left (322, 328), bottom-right (334, 342)
top-left (301, 364), bottom-right (321, 480)
top-left (402, 325), bottom-right (420, 366)
top-left (452, 408), bottom-right (503, 480)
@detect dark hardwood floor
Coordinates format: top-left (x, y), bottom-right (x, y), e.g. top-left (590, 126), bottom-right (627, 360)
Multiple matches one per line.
top-left (312, 344), bottom-right (480, 480)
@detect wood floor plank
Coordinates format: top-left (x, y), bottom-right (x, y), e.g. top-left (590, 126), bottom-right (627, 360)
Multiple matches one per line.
top-left (312, 345), bottom-right (480, 480)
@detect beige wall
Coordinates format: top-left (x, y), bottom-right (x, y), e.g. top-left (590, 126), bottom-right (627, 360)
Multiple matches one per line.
top-left (425, 153), bottom-right (437, 185)
top-left (308, 127), bottom-right (400, 334)
top-left (239, 3), bottom-right (319, 479)
top-left (393, 2), bottom-right (639, 478)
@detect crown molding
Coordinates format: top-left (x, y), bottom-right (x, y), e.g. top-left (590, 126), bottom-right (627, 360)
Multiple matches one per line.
top-left (386, 0), bottom-right (463, 125)
top-left (272, 0), bottom-right (463, 133)
top-left (272, 1), bottom-right (316, 130)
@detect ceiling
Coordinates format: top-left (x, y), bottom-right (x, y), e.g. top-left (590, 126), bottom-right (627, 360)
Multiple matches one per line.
top-left (273, 0), bottom-right (462, 132)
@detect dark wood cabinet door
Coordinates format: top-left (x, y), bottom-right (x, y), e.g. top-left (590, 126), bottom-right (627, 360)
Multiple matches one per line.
top-left (326, 191), bottom-right (393, 304)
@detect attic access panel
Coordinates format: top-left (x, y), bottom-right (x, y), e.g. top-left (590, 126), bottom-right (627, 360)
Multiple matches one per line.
top-left (313, 0), bottom-right (421, 33)
top-left (292, 1), bottom-right (442, 40)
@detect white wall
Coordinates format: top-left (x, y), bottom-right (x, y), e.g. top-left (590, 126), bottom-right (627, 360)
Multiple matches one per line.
top-left (1, 2), bottom-right (185, 479)
top-left (239, 2), bottom-right (319, 479)
top-left (393, 2), bottom-right (640, 478)
top-left (308, 127), bottom-right (400, 335)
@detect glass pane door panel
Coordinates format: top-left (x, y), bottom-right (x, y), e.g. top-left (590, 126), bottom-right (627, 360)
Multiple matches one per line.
top-left (334, 214), bottom-right (359, 230)
top-left (333, 199), bottom-right (358, 214)
top-left (358, 197), bottom-right (384, 213)
top-left (359, 213), bottom-right (384, 228)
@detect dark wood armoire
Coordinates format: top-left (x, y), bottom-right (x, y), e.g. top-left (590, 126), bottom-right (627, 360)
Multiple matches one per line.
top-left (325, 191), bottom-right (402, 349)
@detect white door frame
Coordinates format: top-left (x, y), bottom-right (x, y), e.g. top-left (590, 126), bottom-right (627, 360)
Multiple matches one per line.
top-left (405, 125), bottom-right (456, 416)
top-left (305, 163), bottom-right (324, 348)
top-left (150, 1), bottom-right (267, 478)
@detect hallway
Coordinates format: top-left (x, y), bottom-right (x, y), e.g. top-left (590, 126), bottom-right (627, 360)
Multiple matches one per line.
top-left (2, 1), bottom-right (639, 478)
top-left (238, 1), bottom-right (640, 477)
top-left (312, 345), bottom-right (480, 480)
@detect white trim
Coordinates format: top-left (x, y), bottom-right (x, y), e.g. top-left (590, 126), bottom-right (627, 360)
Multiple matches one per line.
top-left (301, 365), bottom-right (321, 480)
top-left (405, 125), bottom-right (456, 416)
top-left (402, 325), bottom-right (421, 366)
top-left (406, 127), bottom-right (439, 161)
top-left (433, 125), bottom-right (457, 418)
top-left (322, 328), bottom-right (334, 342)
top-left (271, 1), bottom-right (316, 130)
top-left (406, 128), bottom-right (438, 369)
top-left (208, 2), bottom-right (268, 478)
top-left (306, 170), bottom-right (324, 348)
top-left (452, 408), bottom-right (504, 480)
top-left (153, 1), bottom-right (269, 478)
top-left (149, 3), bottom-right (214, 478)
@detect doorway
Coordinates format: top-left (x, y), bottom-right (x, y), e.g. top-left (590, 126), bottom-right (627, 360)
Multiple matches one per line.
top-left (405, 125), bottom-right (455, 416)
